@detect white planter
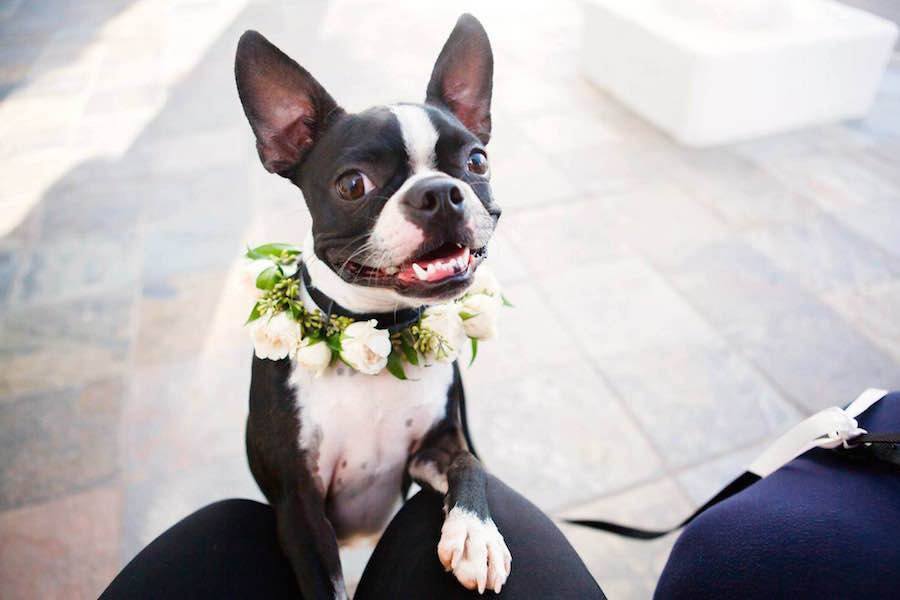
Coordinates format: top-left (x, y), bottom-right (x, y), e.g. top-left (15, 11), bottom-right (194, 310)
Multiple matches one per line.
top-left (580, 0), bottom-right (898, 146)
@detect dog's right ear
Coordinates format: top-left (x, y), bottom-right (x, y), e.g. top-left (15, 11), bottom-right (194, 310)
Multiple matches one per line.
top-left (235, 31), bottom-right (342, 177)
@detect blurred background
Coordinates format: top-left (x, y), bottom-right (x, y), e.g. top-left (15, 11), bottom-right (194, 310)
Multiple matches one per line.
top-left (1, 0), bottom-right (898, 598)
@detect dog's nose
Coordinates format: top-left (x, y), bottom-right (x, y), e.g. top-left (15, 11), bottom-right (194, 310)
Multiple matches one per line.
top-left (404, 179), bottom-right (465, 218)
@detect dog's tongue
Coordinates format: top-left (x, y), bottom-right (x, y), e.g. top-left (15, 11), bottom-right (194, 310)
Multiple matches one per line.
top-left (397, 246), bottom-right (471, 283)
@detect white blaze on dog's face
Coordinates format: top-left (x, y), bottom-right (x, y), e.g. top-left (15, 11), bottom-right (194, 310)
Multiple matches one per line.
top-left (235, 17), bottom-right (499, 312)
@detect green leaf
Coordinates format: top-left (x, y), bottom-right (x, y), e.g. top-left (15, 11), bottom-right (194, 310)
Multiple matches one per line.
top-left (247, 242), bottom-right (302, 259)
top-left (501, 294), bottom-right (514, 308)
top-left (459, 311), bottom-right (478, 321)
top-left (289, 302), bottom-right (303, 321)
top-left (279, 261), bottom-right (299, 277)
top-left (468, 337), bottom-right (478, 367)
top-left (245, 302), bottom-right (262, 324)
top-left (255, 266), bottom-right (281, 290)
top-left (326, 333), bottom-right (343, 354)
top-left (400, 337), bottom-right (419, 366)
top-left (386, 350), bottom-right (408, 380)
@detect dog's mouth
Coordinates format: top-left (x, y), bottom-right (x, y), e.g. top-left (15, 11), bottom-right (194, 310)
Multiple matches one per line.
top-left (336, 242), bottom-right (488, 297)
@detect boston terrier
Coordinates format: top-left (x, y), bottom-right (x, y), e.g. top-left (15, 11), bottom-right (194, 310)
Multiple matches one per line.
top-left (235, 14), bottom-right (508, 598)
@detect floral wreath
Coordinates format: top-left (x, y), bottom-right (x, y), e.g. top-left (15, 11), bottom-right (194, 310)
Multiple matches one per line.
top-left (241, 243), bottom-right (510, 379)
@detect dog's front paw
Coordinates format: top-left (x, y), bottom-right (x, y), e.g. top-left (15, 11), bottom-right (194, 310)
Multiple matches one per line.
top-left (438, 506), bottom-right (511, 594)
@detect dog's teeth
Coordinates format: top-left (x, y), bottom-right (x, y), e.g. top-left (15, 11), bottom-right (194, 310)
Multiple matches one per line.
top-left (456, 243), bottom-right (463, 248)
top-left (426, 263), bottom-right (436, 275)
top-left (462, 247), bottom-right (470, 264)
top-left (384, 266), bottom-right (399, 275)
top-left (412, 263), bottom-right (428, 280)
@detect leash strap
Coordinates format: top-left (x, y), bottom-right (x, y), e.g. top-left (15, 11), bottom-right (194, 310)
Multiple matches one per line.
top-left (565, 389), bottom-right (899, 538)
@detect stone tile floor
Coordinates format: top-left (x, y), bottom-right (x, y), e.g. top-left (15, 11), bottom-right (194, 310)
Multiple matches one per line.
top-left (1, 0), bottom-right (899, 597)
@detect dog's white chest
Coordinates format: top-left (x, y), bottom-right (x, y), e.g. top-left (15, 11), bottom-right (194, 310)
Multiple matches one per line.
top-left (290, 361), bottom-right (452, 540)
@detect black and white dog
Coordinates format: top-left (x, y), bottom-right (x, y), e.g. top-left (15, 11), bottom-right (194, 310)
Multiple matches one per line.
top-left (235, 14), bottom-right (509, 598)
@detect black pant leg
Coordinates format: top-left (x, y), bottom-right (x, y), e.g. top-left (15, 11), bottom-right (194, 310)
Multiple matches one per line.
top-left (101, 499), bottom-right (301, 599)
top-left (356, 474), bottom-right (605, 599)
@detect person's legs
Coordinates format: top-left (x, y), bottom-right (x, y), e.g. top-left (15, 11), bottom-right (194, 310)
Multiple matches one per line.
top-left (356, 474), bottom-right (605, 599)
top-left (655, 393), bottom-right (900, 599)
top-left (101, 499), bottom-right (301, 599)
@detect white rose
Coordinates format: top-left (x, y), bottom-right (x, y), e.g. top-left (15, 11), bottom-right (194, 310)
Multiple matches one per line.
top-left (239, 258), bottom-right (273, 298)
top-left (249, 312), bottom-right (301, 360)
top-left (460, 293), bottom-right (501, 340)
top-left (420, 304), bottom-right (466, 363)
top-left (294, 338), bottom-right (332, 377)
top-left (340, 320), bottom-right (391, 375)
top-left (468, 264), bottom-right (501, 298)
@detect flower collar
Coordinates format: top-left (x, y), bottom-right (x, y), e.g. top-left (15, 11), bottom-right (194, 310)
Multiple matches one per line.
top-left (241, 243), bottom-right (509, 379)
top-left (298, 262), bottom-right (424, 333)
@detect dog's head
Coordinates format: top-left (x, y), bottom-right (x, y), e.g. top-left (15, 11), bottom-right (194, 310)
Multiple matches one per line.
top-left (235, 14), bottom-right (500, 310)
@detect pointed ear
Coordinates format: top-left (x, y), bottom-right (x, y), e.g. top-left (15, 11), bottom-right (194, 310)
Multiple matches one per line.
top-left (425, 14), bottom-right (494, 144)
top-left (235, 31), bottom-right (342, 177)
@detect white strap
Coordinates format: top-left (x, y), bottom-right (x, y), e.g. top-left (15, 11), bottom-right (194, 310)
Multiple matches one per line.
top-left (748, 388), bottom-right (889, 477)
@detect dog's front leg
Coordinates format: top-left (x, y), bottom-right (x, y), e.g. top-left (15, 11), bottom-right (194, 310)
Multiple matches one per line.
top-left (271, 490), bottom-right (347, 600)
top-left (410, 432), bottom-right (511, 594)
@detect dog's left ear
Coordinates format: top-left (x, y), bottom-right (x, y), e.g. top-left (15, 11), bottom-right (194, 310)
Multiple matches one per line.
top-left (426, 14), bottom-right (493, 145)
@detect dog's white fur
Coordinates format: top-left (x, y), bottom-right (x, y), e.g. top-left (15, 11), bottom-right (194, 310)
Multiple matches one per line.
top-left (290, 355), bottom-right (452, 541)
top-left (391, 104), bottom-right (438, 172)
top-left (439, 506), bottom-right (511, 594)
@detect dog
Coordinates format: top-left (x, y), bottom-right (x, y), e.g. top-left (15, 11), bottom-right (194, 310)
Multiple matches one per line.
top-left (235, 14), bottom-right (508, 598)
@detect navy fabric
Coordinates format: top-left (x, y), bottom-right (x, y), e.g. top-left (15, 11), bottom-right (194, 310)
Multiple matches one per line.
top-left (655, 392), bottom-right (900, 599)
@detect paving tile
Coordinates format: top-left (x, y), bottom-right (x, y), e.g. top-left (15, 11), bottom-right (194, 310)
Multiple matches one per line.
top-left (123, 345), bottom-right (251, 487)
top-left (133, 268), bottom-right (232, 366)
top-left (756, 149), bottom-right (899, 213)
top-left (0, 485), bottom-right (120, 600)
top-left (545, 138), bottom-right (685, 195)
top-left (459, 281), bottom-right (578, 389)
top-left (829, 196), bottom-right (900, 260)
top-left (672, 151), bottom-right (821, 229)
top-left (120, 452), bottom-right (263, 565)
top-left (14, 233), bottom-right (140, 304)
top-left (520, 112), bottom-right (623, 153)
top-left (141, 127), bottom-right (248, 177)
top-left (0, 379), bottom-right (120, 509)
top-left (488, 132), bottom-right (581, 209)
top-left (598, 342), bottom-right (801, 468)
top-left (502, 198), bottom-right (632, 276)
top-left (0, 290), bottom-right (133, 395)
top-left (481, 231), bottom-right (529, 285)
top-left (744, 214), bottom-right (900, 295)
top-left (823, 281), bottom-right (900, 365)
top-left (662, 239), bottom-right (823, 338)
top-left (592, 183), bottom-right (730, 266)
top-left (542, 257), bottom-right (720, 361)
top-left (0, 240), bottom-right (19, 304)
top-left (726, 303), bottom-right (900, 412)
top-left (558, 478), bottom-right (692, 600)
top-left (466, 360), bottom-right (664, 511)
top-left (141, 217), bottom-right (248, 285)
top-left (37, 177), bottom-right (143, 241)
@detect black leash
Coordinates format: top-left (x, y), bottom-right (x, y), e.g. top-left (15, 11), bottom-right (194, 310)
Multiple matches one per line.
top-left (564, 431), bottom-right (900, 539)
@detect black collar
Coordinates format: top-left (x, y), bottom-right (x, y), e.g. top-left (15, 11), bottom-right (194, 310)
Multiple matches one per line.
top-left (299, 262), bottom-right (424, 333)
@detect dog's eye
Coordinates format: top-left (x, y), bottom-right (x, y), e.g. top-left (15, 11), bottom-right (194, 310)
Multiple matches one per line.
top-left (466, 150), bottom-right (489, 176)
top-left (335, 170), bottom-right (374, 200)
